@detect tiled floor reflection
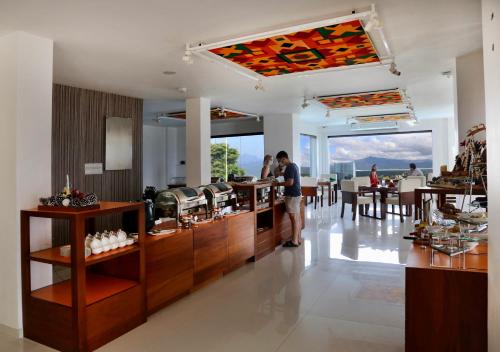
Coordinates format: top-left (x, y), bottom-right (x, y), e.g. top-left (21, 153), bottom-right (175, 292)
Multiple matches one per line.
top-left (2, 202), bottom-right (412, 351)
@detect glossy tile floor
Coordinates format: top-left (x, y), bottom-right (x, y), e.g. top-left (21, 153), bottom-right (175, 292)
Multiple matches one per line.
top-left (1, 202), bottom-right (413, 352)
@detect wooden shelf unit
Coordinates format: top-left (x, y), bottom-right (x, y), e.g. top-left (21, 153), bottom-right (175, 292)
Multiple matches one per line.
top-left (232, 182), bottom-right (275, 260)
top-left (31, 273), bottom-right (139, 307)
top-left (30, 244), bottom-right (140, 267)
top-left (21, 201), bottom-right (146, 352)
top-left (405, 243), bottom-right (487, 352)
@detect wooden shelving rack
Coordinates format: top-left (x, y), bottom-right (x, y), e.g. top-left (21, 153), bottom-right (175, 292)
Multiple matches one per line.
top-left (21, 201), bottom-right (146, 352)
top-left (232, 182), bottom-right (275, 260)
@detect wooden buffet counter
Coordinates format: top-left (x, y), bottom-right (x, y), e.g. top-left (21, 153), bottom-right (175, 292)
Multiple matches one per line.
top-left (405, 243), bottom-right (487, 352)
top-left (23, 194), bottom-right (306, 350)
top-left (145, 211), bottom-right (256, 314)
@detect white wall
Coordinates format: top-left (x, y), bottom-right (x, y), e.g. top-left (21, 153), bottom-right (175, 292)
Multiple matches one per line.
top-left (318, 118), bottom-right (452, 177)
top-left (142, 125), bottom-right (186, 189)
top-left (143, 125), bottom-right (167, 189)
top-left (186, 98), bottom-right (211, 186)
top-left (456, 49), bottom-right (486, 142)
top-left (264, 113), bottom-right (300, 165)
top-left (482, 1), bottom-right (500, 351)
top-left (0, 32), bottom-right (53, 335)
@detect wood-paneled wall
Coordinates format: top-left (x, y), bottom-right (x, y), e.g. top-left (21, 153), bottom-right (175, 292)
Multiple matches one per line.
top-left (52, 84), bottom-right (143, 245)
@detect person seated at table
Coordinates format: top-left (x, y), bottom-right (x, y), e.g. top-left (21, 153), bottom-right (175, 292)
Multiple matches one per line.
top-left (369, 164), bottom-right (379, 187)
top-left (408, 163), bottom-right (424, 176)
top-left (260, 154), bottom-right (274, 179)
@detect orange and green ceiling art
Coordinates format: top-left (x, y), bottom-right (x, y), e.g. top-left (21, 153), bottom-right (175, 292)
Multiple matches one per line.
top-left (317, 89), bottom-right (403, 109)
top-left (353, 113), bottom-right (414, 124)
top-left (166, 108), bottom-right (254, 120)
top-left (208, 20), bottom-right (379, 77)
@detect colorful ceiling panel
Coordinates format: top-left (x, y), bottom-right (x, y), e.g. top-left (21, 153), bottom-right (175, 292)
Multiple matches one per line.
top-left (208, 20), bottom-right (380, 77)
top-left (317, 89), bottom-right (403, 109)
top-left (353, 113), bottom-right (414, 124)
top-left (166, 108), bottom-right (253, 120)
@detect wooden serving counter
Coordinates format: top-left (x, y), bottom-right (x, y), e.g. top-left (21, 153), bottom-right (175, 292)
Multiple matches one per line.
top-left (145, 211), bottom-right (255, 314)
top-left (405, 243), bottom-right (487, 352)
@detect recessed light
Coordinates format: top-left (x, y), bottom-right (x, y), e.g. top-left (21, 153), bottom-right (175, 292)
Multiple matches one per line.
top-left (162, 70), bottom-right (176, 75)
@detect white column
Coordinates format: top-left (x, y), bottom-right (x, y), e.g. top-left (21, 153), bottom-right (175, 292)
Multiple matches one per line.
top-left (264, 113), bottom-right (300, 165)
top-left (455, 49), bottom-right (486, 143)
top-left (483, 1), bottom-right (500, 351)
top-left (0, 32), bottom-right (53, 335)
top-left (186, 97), bottom-right (211, 186)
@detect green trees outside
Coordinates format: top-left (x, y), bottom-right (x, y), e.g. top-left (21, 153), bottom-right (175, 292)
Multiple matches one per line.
top-left (211, 143), bottom-right (244, 180)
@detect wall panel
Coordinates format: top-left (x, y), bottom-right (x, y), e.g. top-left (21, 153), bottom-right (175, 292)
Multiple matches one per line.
top-left (52, 84), bottom-right (143, 245)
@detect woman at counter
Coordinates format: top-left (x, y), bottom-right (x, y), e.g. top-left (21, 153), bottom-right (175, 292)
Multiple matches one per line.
top-left (370, 164), bottom-right (379, 187)
top-left (261, 154), bottom-right (274, 179)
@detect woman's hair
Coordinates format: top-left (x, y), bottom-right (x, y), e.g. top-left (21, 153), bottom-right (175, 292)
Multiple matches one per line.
top-left (371, 164), bottom-right (377, 171)
top-left (263, 154), bottom-right (273, 165)
top-left (409, 163), bottom-right (416, 170)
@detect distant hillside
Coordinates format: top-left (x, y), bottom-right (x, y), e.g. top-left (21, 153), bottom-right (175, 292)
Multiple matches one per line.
top-left (238, 153), bottom-right (262, 176)
top-left (353, 156), bottom-right (432, 170)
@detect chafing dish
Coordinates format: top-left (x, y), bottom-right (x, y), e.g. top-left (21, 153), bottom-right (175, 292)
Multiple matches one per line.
top-left (233, 175), bottom-right (257, 183)
top-left (155, 187), bottom-right (208, 221)
top-left (202, 182), bottom-right (236, 211)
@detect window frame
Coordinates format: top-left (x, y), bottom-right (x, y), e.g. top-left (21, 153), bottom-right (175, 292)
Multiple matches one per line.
top-left (300, 133), bottom-right (318, 177)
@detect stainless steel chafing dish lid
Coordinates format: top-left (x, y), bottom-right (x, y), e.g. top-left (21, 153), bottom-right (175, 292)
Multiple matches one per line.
top-left (206, 183), bottom-right (233, 195)
top-left (155, 187), bottom-right (205, 206)
top-left (170, 186), bottom-right (205, 202)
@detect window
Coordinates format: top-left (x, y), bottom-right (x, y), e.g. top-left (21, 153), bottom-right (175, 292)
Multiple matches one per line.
top-left (328, 131), bottom-right (433, 180)
top-left (211, 134), bottom-right (264, 180)
top-left (300, 134), bottom-right (317, 177)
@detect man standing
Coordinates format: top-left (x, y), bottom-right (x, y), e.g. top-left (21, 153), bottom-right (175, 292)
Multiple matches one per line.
top-left (275, 151), bottom-right (302, 247)
top-left (408, 163), bottom-right (424, 176)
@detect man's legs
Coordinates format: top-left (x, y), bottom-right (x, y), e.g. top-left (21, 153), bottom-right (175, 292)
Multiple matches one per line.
top-left (288, 213), bottom-right (301, 245)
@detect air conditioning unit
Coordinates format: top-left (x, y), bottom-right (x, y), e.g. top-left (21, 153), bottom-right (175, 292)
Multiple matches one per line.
top-left (349, 121), bottom-right (399, 131)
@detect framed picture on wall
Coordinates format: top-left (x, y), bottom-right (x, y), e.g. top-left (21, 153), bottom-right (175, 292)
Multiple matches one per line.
top-left (105, 116), bottom-right (133, 170)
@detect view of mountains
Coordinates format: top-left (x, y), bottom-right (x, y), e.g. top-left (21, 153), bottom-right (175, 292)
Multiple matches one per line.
top-left (349, 156), bottom-right (432, 170)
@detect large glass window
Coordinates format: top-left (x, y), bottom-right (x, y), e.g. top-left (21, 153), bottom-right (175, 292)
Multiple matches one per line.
top-left (300, 134), bottom-right (317, 177)
top-left (211, 134), bottom-right (264, 180)
top-left (328, 131), bottom-right (433, 180)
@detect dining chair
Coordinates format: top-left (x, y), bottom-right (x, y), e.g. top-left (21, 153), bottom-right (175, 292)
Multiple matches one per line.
top-left (301, 176), bottom-right (323, 209)
top-left (319, 173), bottom-right (338, 205)
top-left (340, 179), bottom-right (373, 220)
top-left (353, 176), bottom-right (371, 187)
top-left (385, 178), bottom-right (422, 222)
top-left (407, 175), bottom-right (426, 187)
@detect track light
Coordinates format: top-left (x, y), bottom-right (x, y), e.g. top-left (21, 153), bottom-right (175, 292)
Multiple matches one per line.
top-left (363, 11), bottom-right (381, 32)
top-left (301, 97), bottom-right (310, 109)
top-left (254, 79), bottom-right (265, 91)
top-left (182, 50), bottom-right (194, 64)
top-left (389, 62), bottom-right (401, 76)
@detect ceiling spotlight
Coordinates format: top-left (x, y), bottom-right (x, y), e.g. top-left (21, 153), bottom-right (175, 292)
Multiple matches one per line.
top-left (389, 62), bottom-right (401, 76)
top-left (182, 50), bottom-right (194, 64)
top-left (301, 97), bottom-right (310, 109)
top-left (177, 87), bottom-right (188, 94)
top-left (325, 109), bottom-right (331, 118)
top-left (364, 12), bottom-right (381, 32)
top-left (254, 79), bottom-right (265, 91)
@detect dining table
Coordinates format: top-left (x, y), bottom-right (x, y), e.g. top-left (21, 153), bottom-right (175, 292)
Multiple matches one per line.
top-left (414, 185), bottom-right (487, 220)
top-left (358, 185), bottom-right (398, 220)
top-left (318, 180), bottom-right (338, 206)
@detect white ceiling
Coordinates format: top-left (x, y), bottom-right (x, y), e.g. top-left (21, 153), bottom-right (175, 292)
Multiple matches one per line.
top-left (0, 0), bottom-right (482, 126)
